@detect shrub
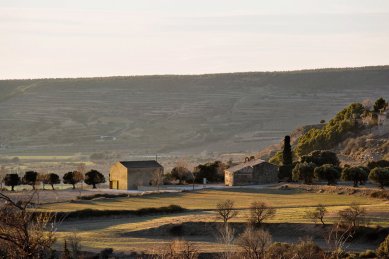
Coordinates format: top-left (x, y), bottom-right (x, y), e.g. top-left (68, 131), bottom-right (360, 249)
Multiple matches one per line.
top-left (338, 203), bottom-right (367, 229)
top-left (292, 162), bottom-right (316, 184)
top-left (377, 234), bottom-right (389, 258)
top-left (293, 239), bottom-right (324, 259)
top-left (314, 164), bottom-right (341, 185)
top-left (305, 204), bottom-right (327, 226)
top-left (296, 103), bottom-right (366, 156)
top-left (266, 242), bottom-right (292, 258)
top-left (237, 228), bottom-right (272, 259)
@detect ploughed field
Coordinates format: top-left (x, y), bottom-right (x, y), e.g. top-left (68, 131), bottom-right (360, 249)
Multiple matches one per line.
top-left (38, 187), bottom-right (389, 253)
top-left (1, 67), bottom-right (389, 156)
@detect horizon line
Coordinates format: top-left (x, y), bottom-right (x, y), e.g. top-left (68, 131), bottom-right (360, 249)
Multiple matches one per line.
top-left (1, 64), bottom-right (388, 81)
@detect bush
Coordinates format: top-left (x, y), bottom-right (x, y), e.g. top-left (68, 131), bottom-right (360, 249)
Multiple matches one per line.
top-left (266, 242), bottom-right (292, 258)
top-left (377, 234), bottom-right (389, 258)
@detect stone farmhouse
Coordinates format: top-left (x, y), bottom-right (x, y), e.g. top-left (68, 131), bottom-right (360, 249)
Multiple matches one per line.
top-left (225, 158), bottom-right (278, 186)
top-left (109, 160), bottom-right (163, 190)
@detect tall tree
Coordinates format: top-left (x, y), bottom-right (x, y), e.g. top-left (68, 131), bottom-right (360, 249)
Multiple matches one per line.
top-left (282, 136), bottom-right (293, 166)
top-left (22, 171), bottom-right (39, 190)
top-left (84, 170), bottom-right (105, 189)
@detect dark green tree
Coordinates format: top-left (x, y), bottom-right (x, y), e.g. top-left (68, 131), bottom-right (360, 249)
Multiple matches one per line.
top-left (374, 97), bottom-right (387, 112)
top-left (63, 171), bottom-right (84, 189)
top-left (341, 167), bottom-right (368, 187)
top-left (42, 173), bottom-right (61, 190)
top-left (314, 164), bottom-right (341, 185)
top-left (367, 160), bottom-right (389, 170)
top-left (22, 171), bottom-right (39, 190)
top-left (4, 174), bottom-right (20, 191)
top-left (194, 161), bottom-right (225, 183)
top-left (369, 167), bottom-right (389, 189)
top-left (282, 136), bottom-right (293, 166)
top-left (84, 170), bottom-right (105, 189)
top-left (278, 136), bottom-right (293, 181)
top-left (292, 162), bottom-right (316, 184)
top-left (301, 150), bottom-right (340, 167)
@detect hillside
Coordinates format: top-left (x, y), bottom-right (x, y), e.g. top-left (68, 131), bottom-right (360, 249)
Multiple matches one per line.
top-left (0, 66), bottom-right (388, 157)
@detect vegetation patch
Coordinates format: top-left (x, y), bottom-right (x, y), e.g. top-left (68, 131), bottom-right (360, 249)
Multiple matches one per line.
top-left (52, 204), bottom-right (186, 220)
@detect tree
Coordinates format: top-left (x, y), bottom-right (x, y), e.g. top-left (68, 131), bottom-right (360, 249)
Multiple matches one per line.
top-left (301, 150), bottom-right (340, 167)
top-left (194, 161), bottom-right (226, 183)
top-left (171, 166), bottom-right (192, 184)
top-left (4, 174), bottom-right (20, 191)
top-left (338, 203), bottom-right (367, 229)
top-left (368, 167), bottom-right (389, 189)
top-left (373, 97), bottom-right (387, 112)
top-left (292, 162), bottom-right (316, 184)
top-left (341, 166), bottom-right (368, 187)
top-left (63, 171), bottom-right (84, 189)
top-left (249, 202), bottom-right (276, 227)
top-left (344, 167), bottom-right (367, 187)
top-left (216, 199), bottom-right (239, 224)
top-left (314, 164), bottom-right (341, 185)
top-left (237, 228), bottom-right (272, 259)
top-left (367, 160), bottom-right (389, 170)
top-left (42, 173), bottom-right (61, 190)
top-left (84, 170), bottom-right (105, 189)
top-left (282, 136), bottom-right (293, 166)
top-left (151, 169), bottom-right (164, 191)
top-left (0, 192), bottom-right (56, 257)
top-left (305, 204), bottom-right (327, 226)
top-left (377, 234), bottom-right (389, 258)
top-left (278, 136), bottom-right (293, 182)
top-left (22, 171), bottom-right (39, 190)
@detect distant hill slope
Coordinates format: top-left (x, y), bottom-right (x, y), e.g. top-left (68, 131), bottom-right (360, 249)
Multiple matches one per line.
top-left (0, 66), bottom-right (388, 156)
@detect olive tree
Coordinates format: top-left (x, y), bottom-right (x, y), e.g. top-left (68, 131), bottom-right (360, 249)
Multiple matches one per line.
top-left (341, 166), bottom-right (368, 187)
top-left (292, 162), bottom-right (316, 184)
top-left (84, 170), bottom-right (105, 189)
top-left (368, 167), bottom-right (389, 189)
top-left (63, 171), bottom-right (84, 189)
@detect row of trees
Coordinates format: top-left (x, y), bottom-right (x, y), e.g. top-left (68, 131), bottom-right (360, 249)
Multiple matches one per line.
top-left (1, 169), bottom-right (106, 191)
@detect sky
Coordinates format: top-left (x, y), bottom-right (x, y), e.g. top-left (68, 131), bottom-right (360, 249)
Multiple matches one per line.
top-left (1, 0), bottom-right (389, 79)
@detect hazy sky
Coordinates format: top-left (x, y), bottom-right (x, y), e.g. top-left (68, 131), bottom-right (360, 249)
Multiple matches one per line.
top-left (1, 0), bottom-right (389, 79)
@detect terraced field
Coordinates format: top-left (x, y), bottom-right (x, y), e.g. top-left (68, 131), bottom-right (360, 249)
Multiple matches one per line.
top-left (0, 66), bottom-right (388, 156)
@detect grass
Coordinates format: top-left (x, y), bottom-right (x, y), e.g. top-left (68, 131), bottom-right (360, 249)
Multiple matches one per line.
top-left (40, 188), bottom-right (383, 212)
top-left (46, 187), bottom-right (389, 253)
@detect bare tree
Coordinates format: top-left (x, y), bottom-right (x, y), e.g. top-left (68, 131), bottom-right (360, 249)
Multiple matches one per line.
top-left (249, 202), bottom-right (276, 227)
top-left (152, 169), bottom-right (164, 191)
top-left (159, 239), bottom-right (199, 259)
top-left (237, 227), bottom-right (272, 259)
top-left (66, 232), bottom-right (82, 259)
top-left (215, 224), bottom-right (236, 259)
top-left (305, 204), bottom-right (327, 226)
top-left (0, 166), bottom-right (6, 190)
top-left (216, 200), bottom-right (239, 224)
top-left (338, 203), bottom-right (367, 229)
top-left (326, 222), bottom-right (354, 259)
top-left (0, 191), bottom-right (56, 258)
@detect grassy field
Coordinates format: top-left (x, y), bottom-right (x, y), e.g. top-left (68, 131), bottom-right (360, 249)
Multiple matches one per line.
top-left (43, 187), bottom-right (389, 253)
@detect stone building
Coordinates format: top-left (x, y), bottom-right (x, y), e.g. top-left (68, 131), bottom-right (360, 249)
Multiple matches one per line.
top-left (225, 158), bottom-right (278, 186)
top-left (109, 160), bottom-right (163, 190)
